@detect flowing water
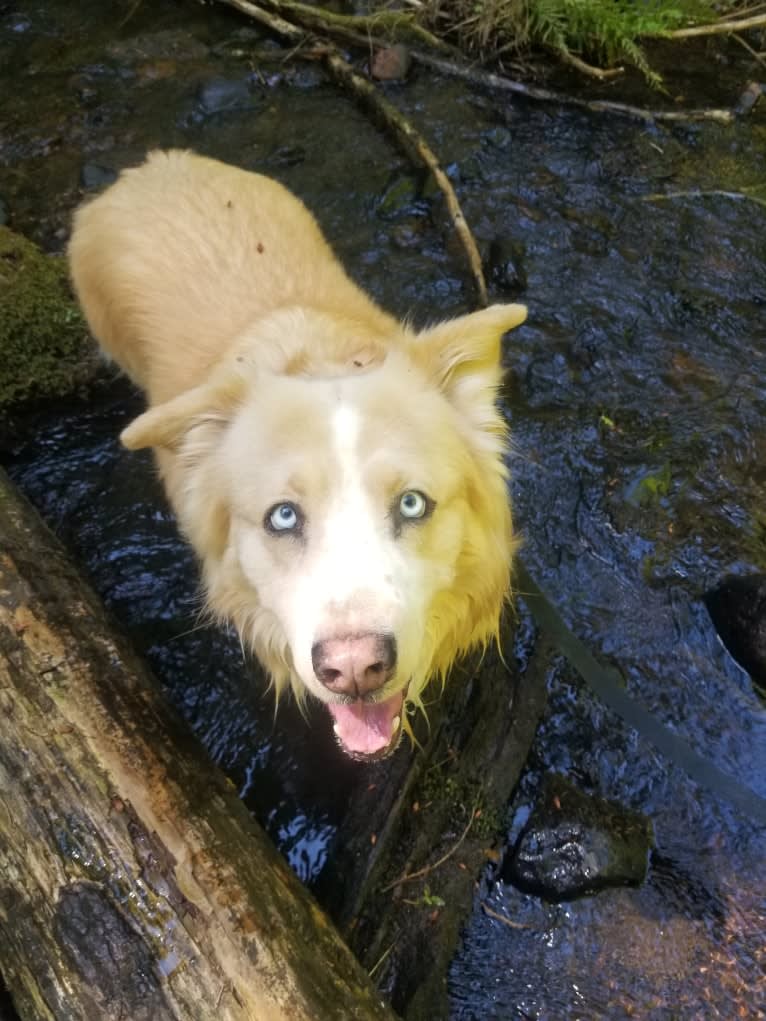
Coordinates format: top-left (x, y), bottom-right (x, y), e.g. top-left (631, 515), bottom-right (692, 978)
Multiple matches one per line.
top-left (2, 1), bottom-right (765, 1016)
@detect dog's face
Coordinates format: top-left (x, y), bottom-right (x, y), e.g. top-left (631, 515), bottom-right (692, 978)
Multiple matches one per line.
top-left (121, 304), bottom-right (525, 759)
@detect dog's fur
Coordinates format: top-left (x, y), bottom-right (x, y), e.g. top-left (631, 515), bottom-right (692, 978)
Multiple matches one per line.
top-left (69, 149), bottom-right (526, 758)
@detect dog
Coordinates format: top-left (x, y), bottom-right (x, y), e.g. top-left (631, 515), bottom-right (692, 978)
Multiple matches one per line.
top-left (69, 149), bottom-right (526, 760)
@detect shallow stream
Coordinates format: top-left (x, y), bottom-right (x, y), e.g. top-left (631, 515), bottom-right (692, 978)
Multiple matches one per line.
top-left (2, 1), bottom-right (765, 1017)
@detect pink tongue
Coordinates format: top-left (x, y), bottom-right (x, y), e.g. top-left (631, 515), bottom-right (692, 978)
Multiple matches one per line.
top-left (327, 692), bottom-right (404, 756)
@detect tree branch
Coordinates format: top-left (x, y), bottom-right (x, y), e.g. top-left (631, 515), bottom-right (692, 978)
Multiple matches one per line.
top-left (215, 0), bottom-right (489, 304)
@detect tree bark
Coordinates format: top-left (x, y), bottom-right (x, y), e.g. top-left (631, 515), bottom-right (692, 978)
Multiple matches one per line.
top-left (0, 468), bottom-right (397, 1021)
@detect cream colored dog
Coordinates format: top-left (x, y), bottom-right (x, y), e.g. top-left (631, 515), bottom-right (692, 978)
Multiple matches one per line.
top-left (69, 150), bottom-right (526, 759)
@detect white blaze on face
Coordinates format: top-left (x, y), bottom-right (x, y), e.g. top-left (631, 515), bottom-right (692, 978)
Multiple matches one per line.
top-left (289, 402), bottom-right (405, 700)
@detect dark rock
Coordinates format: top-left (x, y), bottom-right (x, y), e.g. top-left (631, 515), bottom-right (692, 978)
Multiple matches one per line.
top-left (704, 574), bottom-right (766, 690)
top-left (196, 76), bottom-right (256, 116)
top-left (486, 237), bottom-right (527, 297)
top-left (0, 198), bottom-right (7, 227)
top-left (266, 145), bottom-right (306, 169)
top-left (391, 219), bottom-right (427, 249)
top-left (483, 126), bottom-right (513, 150)
top-left (211, 27), bottom-right (266, 58)
top-left (504, 774), bottom-right (653, 902)
top-left (107, 29), bottom-right (208, 64)
top-left (734, 82), bottom-right (763, 117)
top-left (80, 164), bottom-right (118, 191)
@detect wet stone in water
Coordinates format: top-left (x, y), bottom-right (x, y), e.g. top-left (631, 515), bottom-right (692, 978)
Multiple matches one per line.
top-left (377, 174), bottom-right (419, 219)
top-left (196, 76), bottom-right (257, 116)
top-left (486, 237), bottom-right (527, 297)
top-left (503, 773), bottom-right (653, 902)
top-left (704, 574), bottom-right (766, 693)
top-left (80, 164), bottom-right (118, 191)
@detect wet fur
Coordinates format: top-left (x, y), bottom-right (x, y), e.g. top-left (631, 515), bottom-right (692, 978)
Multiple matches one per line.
top-left (69, 149), bottom-right (526, 734)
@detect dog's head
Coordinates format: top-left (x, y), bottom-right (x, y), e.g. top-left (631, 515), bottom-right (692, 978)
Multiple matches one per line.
top-left (121, 303), bottom-right (526, 759)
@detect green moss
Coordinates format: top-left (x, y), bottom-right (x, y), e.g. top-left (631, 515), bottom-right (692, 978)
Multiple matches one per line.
top-left (418, 767), bottom-right (501, 840)
top-left (414, 0), bottom-right (723, 86)
top-left (0, 225), bottom-right (97, 413)
top-left (627, 462), bottom-right (672, 507)
top-left (744, 509), bottom-right (766, 572)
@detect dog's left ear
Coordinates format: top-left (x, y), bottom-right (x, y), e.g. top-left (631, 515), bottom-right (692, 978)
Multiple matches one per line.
top-left (120, 369), bottom-right (248, 450)
top-left (411, 303), bottom-right (526, 426)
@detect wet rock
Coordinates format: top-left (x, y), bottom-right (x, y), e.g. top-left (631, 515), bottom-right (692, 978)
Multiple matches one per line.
top-left (483, 126), bottom-right (513, 150)
top-left (377, 174), bottom-right (418, 218)
top-left (5, 13), bottom-right (32, 33)
top-left (267, 145), bottom-right (307, 168)
top-left (288, 65), bottom-right (324, 90)
top-left (486, 237), bottom-right (527, 297)
top-left (734, 82), bottom-right (763, 117)
top-left (73, 80), bottom-right (100, 106)
top-left (704, 575), bottom-right (766, 690)
top-left (391, 219), bottom-right (427, 249)
top-left (211, 27), bottom-right (267, 58)
top-left (196, 75), bottom-right (256, 115)
top-left (371, 45), bottom-right (411, 82)
top-left (107, 29), bottom-right (208, 64)
top-left (80, 163), bottom-right (118, 191)
top-left (504, 774), bottom-right (653, 902)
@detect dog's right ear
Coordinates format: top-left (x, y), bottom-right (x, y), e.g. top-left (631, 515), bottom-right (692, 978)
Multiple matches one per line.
top-left (121, 371), bottom-right (247, 450)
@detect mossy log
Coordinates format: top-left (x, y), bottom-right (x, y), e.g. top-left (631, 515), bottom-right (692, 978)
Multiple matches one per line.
top-left (0, 468), bottom-right (396, 1021)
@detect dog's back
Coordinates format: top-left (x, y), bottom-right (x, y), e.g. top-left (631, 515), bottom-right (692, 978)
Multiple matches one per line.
top-left (69, 149), bottom-right (391, 403)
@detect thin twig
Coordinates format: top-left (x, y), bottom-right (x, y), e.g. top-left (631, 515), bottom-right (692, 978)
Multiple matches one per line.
top-left (731, 32), bottom-right (766, 71)
top-left (664, 12), bottom-right (766, 38)
top-left (380, 797), bottom-right (480, 893)
top-left (119, 0), bottom-right (143, 28)
top-left (322, 52), bottom-right (488, 305)
top-left (553, 46), bottom-right (624, 82)
top-left (368, 940), bottom-right (396, 978)
top-left (643, 188), bottom-right (766, 208)
top-left (220, 0), bottom-right (304, 42)
top-left (481, 904), bottom-right (535, 930)
top-left (258, 0), bottom-right (454, 53)
top-left (219, 0), bottom-right (745, 127)
top-left (216, 0), bottom-right (489, 303)
top-left (410, 50), bottom-right (737, 124)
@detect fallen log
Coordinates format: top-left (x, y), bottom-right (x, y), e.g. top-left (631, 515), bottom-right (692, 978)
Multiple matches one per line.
top-left (0, 467), bottom-right (396, 1021)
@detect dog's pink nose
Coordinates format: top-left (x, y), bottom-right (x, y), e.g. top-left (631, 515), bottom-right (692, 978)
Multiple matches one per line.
top-left (312, 633), bottom-right (397, 697)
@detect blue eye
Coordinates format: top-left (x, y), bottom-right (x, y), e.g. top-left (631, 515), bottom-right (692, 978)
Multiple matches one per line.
top-left (399, 490), bottom-right (429, 520)
top-left (266, 502), bottom-right (302, 534)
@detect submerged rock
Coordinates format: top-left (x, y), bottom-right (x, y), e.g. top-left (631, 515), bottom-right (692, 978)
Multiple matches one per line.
top-left (704, 574), bottom-right (766, 691)
top-left (377, 173), bottom-right (419, 218)
top-left (80, 163), bottom-right (118, 191)
top-left (486, 237), bottom-right (527, 297)
top-left (504, 774), bottom-right (653, 902)
top-left (196, 75), bottom-right (257, 116)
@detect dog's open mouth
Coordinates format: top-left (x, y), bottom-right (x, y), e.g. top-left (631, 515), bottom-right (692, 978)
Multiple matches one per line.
top-left (327, 691), bottom-right (405, 760)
